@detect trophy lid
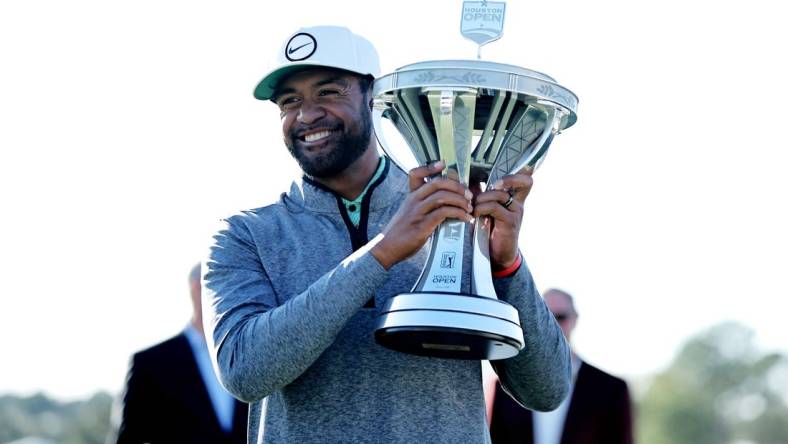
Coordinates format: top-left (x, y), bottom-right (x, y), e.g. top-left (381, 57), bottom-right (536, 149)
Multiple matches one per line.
top-left (373, 59), bottom-right (578, 129)
top-left (395, 60), bottom-right (557, 83)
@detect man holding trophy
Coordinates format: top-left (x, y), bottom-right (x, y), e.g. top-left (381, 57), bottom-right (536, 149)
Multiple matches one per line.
top-left (204, 7), bottom-right (577, 442)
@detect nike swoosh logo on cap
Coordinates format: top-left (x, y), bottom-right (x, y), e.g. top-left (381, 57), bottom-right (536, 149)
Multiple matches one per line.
top-left (288, 42), bottom-right (314, 54)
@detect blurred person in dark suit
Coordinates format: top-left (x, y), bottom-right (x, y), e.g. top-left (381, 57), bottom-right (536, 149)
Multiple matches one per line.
top-left (490, 288), bottom-right (634, 444)
top-left (107, 264), bottom-right (248, 444)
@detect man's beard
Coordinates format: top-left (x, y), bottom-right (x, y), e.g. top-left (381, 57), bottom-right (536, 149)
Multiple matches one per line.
top-left (285, 106), bottom-right (373, 179)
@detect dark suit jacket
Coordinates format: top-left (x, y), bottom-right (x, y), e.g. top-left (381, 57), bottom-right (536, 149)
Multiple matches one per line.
top-left (113, 333), bottom-right (248, 444)
top-left (491, 361), bottom-right (633, 444)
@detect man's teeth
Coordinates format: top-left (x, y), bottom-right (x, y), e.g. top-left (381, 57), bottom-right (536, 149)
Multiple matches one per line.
top-left (304, 130), bottom-right (332, 142)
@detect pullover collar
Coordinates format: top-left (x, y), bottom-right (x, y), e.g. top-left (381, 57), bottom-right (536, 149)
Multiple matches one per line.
top-left (284, 156), bottom-right (406, 215)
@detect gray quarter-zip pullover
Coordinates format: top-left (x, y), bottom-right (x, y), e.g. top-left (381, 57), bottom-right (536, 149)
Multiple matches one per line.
top-left (203, 159), bottom-right (571, 444)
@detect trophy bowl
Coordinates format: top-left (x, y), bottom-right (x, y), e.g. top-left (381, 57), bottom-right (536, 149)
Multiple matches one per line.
top-left (372, 60), bottom-right (577, 360)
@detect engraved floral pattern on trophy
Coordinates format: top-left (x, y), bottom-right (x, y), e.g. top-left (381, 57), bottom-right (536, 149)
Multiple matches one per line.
top-left (413, 71), bottom-right (488, 85)
top-left (536, 84), bottom-right (574, 109)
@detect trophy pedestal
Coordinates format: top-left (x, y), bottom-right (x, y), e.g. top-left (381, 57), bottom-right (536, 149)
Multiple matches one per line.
top-left (374, 293), bottom-right (524, 360)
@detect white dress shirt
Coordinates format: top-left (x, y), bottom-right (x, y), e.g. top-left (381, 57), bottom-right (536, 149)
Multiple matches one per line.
top-left (532, 355), bottom-right (582, 444)
top-left (184, 324), bottom-right (236, 432)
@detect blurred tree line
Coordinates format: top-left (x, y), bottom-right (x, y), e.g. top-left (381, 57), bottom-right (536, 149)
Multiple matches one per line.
top-left (637, 322), bottom-right (788, 444)
top-left (0, 392), bottom-right (111, 444)
top-left (1, 322), bottom-right (786, 443)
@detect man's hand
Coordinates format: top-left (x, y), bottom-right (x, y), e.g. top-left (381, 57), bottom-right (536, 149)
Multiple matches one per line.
top-left (371, 161), bottom-right (474, 270)
top-left (472, 167), bottom-right (534, 270)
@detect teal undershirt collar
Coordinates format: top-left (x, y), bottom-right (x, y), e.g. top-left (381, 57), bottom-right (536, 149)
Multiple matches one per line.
top-left (341, 157), bottom-right (387, 228)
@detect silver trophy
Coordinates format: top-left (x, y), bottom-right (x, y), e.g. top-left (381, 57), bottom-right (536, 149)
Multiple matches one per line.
top-left (372, 1), bottom-right (578, 360)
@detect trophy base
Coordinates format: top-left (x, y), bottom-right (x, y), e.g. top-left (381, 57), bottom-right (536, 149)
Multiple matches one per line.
top-left (374, 293), bottom-right (524, 360)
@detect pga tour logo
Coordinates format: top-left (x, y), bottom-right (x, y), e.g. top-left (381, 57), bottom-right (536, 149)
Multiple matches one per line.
top-left (441, 252), bottom-right (457, 269)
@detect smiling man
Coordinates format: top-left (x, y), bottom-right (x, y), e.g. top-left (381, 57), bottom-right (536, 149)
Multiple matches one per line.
top-left (274, 68), bottom-right (378, 200)
top-left (202, 26), bottom-right (571, 444)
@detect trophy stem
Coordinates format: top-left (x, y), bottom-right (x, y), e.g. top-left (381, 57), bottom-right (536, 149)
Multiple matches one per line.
top-left (425, 88), bottom-right (477, 185)
top-left (413, 219), bottom-right (468, 294)
top-left (471, 217), bottom-right (497, 298)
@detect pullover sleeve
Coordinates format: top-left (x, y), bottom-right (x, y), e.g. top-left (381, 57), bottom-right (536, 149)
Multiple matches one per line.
top-left (202, 215), bottom-right (389, 403)
top-left (491, 260), bottom-right (572, 411)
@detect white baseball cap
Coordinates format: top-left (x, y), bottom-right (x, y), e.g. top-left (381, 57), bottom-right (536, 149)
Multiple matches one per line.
top-left (254, 26), bottom-right (381, 101)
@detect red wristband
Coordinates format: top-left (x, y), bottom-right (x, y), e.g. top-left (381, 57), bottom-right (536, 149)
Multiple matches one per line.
top-left (492, 252), bottom-right (522, 278)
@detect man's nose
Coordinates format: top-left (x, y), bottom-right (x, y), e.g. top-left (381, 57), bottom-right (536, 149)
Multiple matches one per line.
top-left (297, 99), bottom-right (326, 124)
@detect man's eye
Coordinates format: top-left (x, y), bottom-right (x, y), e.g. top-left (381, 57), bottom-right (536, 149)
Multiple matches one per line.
top-left (277, 97), bottom-right (300, 108)
top-left (318, 89), bottom-right (341, 97)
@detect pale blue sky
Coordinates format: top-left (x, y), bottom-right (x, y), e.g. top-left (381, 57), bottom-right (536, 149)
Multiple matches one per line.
top-left (1, 0), bottom-right (786, 399)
